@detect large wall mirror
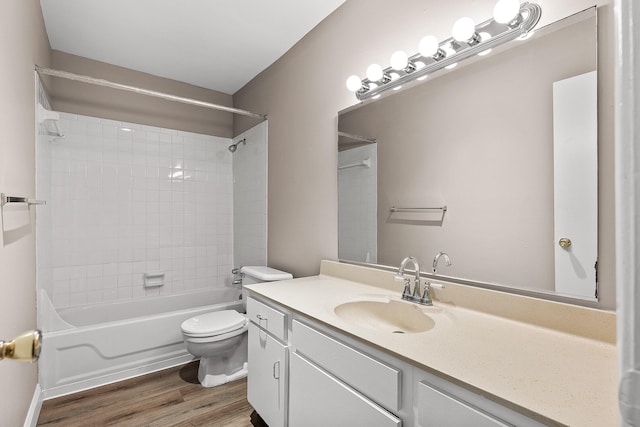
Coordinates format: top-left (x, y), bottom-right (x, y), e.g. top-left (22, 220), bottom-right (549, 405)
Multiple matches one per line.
top-left (338, 8), bottom-right (598, 301)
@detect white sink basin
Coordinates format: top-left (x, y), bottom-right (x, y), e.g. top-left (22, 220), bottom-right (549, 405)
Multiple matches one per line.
top-left (334, 299), bottom-right (437, 334)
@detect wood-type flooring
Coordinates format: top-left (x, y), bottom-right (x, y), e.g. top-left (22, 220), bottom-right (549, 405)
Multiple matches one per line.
top-left (37, 361), bottom-right (265, 427)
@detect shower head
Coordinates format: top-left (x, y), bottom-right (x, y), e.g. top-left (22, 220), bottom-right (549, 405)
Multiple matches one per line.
top-left (228, 138), bottom-right (246, 153)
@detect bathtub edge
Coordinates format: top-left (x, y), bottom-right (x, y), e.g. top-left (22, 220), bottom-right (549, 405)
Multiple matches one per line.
top-left (41, 353), bottom-right (195, 400)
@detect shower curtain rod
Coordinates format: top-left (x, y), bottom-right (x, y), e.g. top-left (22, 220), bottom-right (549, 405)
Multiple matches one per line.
top-left (35, 66), bottom-right (267, 120)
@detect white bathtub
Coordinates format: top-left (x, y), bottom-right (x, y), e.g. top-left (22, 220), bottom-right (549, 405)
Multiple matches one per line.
top-left (39, 288), bottom-right (243, 399)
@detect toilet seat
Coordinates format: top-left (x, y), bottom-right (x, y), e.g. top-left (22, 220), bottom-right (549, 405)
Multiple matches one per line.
top-left (181, 310), bottom-right (248, 339)
top-left (184, 322), bottom-right (249, 344)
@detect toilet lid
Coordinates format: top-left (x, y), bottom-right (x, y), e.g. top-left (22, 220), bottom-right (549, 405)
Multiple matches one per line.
top-left (181, 310), bottom-right (247, 337)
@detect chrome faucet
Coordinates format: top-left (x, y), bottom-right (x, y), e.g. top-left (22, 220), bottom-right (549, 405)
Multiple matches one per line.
top-left (231, 267), bottom-right (244, 286)
top-left (395, 256), bottom-right (432, 305)
top-left (420, 252), bottom-right (452, 305)
top-left (432, 252), bottom-right (452, 274)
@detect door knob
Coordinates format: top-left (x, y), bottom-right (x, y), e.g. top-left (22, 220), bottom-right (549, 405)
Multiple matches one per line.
top-left (559, 238), bottom-right (572, 249)
top-left (0, 330), bottom-right (42, 362)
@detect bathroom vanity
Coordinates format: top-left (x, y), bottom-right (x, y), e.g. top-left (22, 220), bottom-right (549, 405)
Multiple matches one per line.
top-left (245, 260), bottom-right (617, 427)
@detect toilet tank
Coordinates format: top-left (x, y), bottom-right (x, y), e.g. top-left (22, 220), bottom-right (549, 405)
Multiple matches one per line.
top-left (240, 266), bottom-right (293, 285)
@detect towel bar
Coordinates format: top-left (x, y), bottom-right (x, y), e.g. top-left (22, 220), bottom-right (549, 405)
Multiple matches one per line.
top-left (1, 193), bottom-right (46, 207)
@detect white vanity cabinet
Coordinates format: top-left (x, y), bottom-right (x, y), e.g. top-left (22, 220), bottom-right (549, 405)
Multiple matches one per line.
top-left (246, 293), bottom-right (548, 427)
top-left (416, 381), bottom-right (510, 427)
top-left (414, 370), bottom-right (548, 427)
top-left (289, 320), bottom-right (402, 427)
top-left (289, 352), bottom-right (401, 427)
top-left (246, 297), bottom-right (289, 427)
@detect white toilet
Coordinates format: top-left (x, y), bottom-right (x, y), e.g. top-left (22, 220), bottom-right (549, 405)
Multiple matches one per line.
top-left (181, 266), bottom-right (292, 387)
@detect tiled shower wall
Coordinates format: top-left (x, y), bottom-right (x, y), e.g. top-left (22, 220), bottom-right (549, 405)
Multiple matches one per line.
top-left (37, 112), bottom-right (235, 309)
top-left (233, 122), bottom-right (267, 268)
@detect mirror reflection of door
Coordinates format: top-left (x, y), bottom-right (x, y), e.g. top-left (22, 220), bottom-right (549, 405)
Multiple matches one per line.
top-left (553, 71), bottom-right (598, 298)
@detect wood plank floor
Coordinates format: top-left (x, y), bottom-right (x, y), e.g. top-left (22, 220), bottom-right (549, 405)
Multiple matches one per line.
top-left (37, 362), bottom-right (261, 427)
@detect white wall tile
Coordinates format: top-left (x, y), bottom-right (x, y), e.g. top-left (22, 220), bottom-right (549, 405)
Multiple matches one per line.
top-left (232, 121), bottom-right (268, 268)
top-left (37, 113), bottom-right (234, 309)
top-left (338, 144), bottom-right (377, 263)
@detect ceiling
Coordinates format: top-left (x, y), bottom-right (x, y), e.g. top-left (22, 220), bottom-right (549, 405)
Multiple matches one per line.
top-left (40, 0), bottom-right (346, 95)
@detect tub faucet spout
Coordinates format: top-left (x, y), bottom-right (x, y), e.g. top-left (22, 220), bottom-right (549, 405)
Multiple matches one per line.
top-left (231, 267), bottom-right (244, 287)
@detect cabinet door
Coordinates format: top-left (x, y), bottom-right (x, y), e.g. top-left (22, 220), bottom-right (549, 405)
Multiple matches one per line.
top-left (417, 381), bottom-right (510, 427)
top-left (289, 352), bottom-right (401, 427)
top-left (292, 320), bottom-right (401, 411)
top-left (248, 323), bottom-right (288, 427)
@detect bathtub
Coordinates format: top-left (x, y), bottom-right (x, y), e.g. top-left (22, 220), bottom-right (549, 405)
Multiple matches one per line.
top-left (39, 288), bottom-right (243, 399)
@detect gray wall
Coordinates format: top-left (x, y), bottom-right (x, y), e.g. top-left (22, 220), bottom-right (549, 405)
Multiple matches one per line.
top-left (233, 0), bottom-right (616, 310)
top-left (49, 50), bottom-right (234, 138)
top-left (0, 0), bottom-right (51, 423)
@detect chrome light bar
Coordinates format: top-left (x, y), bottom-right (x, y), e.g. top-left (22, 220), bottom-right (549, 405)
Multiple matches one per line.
top-left (349, 2), bottom-right (542, 101)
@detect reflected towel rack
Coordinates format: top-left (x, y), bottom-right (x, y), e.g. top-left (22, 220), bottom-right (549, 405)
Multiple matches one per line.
top-left (338, 131), bottom-right (376, 144)
top-left (1, 194), bottom-right (46, 207)
top-left (390, 205), bottom-right (447, 213)
top-left (338, 158), bottom-right (371, 170)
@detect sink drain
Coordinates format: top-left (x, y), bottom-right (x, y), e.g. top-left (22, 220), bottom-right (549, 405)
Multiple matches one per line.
top-left (392, 330), bottom-right (405, 334)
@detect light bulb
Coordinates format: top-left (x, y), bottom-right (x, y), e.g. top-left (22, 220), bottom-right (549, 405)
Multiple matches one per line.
top-left (390, 50), bottom-right (409, 71)
top-left (346, 75), bottom-right (363, 92)
top-left (452, 17), bottom-right (477, 42)
top-left (493, 0), bottom-right (521, 24)
top-left (477, 32), bottom-right (492, 56)
top-left (366, 64), bottom-right (384, 81)
top-left (418, 35), bottom-right (440, 57)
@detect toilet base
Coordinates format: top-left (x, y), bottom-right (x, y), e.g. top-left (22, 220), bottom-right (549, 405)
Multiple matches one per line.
top-left (198, 360), bottom-right (248, 387)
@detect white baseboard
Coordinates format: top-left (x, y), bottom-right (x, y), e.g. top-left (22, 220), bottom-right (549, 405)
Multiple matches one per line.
top-left (23, 383), bottom-right (42, 427)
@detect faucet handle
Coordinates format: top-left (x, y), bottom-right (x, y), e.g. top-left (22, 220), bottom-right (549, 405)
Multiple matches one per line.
top-left (422, 281), bottom-right (444, 303)
top-left (395, 275), bottom-right (412, 299)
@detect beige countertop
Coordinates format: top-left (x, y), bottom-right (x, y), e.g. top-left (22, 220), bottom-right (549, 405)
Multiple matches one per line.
top-left (245, 261), bottom-right (618, 426)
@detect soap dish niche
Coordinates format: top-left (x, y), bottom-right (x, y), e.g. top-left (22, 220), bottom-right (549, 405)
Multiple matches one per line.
top-left (144, 272), bottom-right (165, 288)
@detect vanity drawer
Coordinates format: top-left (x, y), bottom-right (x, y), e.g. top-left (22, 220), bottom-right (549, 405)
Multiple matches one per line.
top-left (417, 381), bottom-right (509, 427)
top-left (292, 320), bottom-right (401, 411)
top-left (247, 296), bottom-right (287, 341)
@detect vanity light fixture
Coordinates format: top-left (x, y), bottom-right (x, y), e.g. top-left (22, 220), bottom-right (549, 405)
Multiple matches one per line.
top-left (493, 0), bottom-right (523, 25)
top-left (452, 17), bottom-right (481, 45)
top-left (477, 32), bottom-right (493, 56)
top-left (346, 1), bottom-right (541, 101)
